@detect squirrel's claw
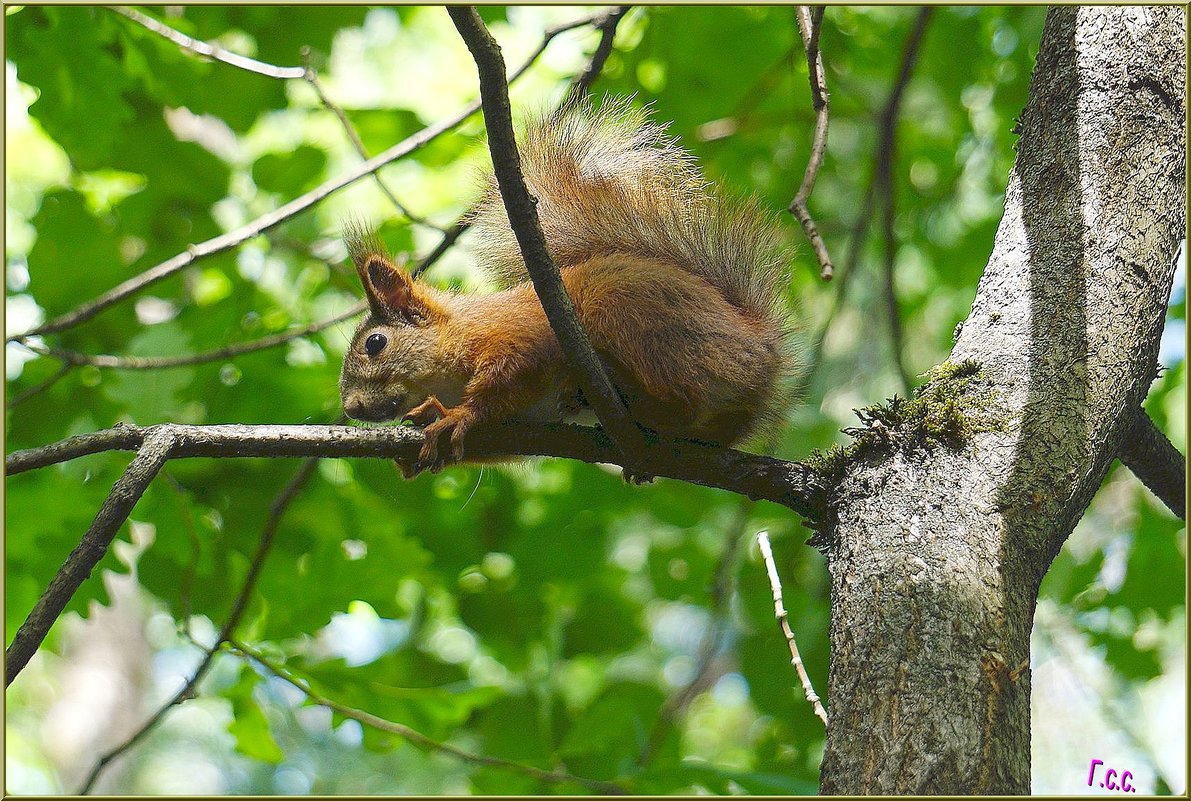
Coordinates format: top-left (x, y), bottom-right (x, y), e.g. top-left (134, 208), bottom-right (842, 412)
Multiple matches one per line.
top-left (416, 407), bottom-right (475, 473)
top-left (397, 459), bottom-right (423, 480)
top-left (621, 466), bottom-right (656, 485)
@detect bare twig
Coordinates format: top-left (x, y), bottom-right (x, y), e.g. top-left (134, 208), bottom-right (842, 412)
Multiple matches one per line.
top-left (879, 164), bottom-right (911, 393)
top-left (564, 6), bottom-right (630, 103)
top-left (1118, 408), bottom-right (1186, 518)
top-left (5, 361), bottom-right (74, 408)
top-left (77, 457), bottom-right (320, 794)
top-left (448, 6), bottom-right (644, 462)
top-left (789, 6), bottom-right (834, 280)
top-left (17, 303), bottom-right (365, 370)
top-left (412, 220), bottom-right (470, 279)
top-left (111, 6), bottom-right (305, 79)
top-left (299, 48), bottom-right (443, 231)
top-left (877, 9), bottom-right (932, 393)
top-left (756, 530), bottom-right (827, 726)
top-left (802, 8), bottom-right (933, 387)
top-left (4, 429), bottom-right (176, 684)
top-left (229, 638), bottom-right (624, 794)
top-left (9, 11), bottom-right (597, 342)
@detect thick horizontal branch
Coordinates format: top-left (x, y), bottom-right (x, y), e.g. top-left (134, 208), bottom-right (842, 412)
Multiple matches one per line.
top-left (1118, 408), bottom-right (1186, 518)
top-left (449, 6), bottom-right (643, 461)
top-left (6, 422), bottom-right (825, 518)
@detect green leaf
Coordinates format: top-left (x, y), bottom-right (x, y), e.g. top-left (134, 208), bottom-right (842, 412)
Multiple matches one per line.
top-left (9, 7), bottom-right (134, 169)
top-left (226, 666), bottom-right (286, 764)
top-left (252, 146), bottom-right (328, 196)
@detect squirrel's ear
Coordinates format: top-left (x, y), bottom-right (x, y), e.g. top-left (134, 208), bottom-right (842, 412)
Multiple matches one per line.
top-left (358, 254), bottom-right (415, 319)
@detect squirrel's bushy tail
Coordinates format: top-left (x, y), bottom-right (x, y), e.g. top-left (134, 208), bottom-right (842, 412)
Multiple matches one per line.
top-left (468, 98), bottom-right (787, 322)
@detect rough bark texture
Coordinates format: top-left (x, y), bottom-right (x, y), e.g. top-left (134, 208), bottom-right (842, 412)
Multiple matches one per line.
top-left (819, 7), bottom-right (1185, 794)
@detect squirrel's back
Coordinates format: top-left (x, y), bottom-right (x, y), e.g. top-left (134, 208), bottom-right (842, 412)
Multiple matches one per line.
top-left (467, 99), bottom-right (789, 325)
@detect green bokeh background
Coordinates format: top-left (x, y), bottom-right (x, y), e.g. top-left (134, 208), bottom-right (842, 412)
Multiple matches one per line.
top-left (4, 5), bottom-right (1185, 794)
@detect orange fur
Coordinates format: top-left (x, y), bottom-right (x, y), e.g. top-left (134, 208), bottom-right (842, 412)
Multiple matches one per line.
top-left (340, 101), bottom-right (802, 473)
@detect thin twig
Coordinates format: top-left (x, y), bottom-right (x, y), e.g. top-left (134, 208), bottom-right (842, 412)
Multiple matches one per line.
top-left (448, 6), bottom-right (644, 463)
top-left (801, 8), bottom-right (933, 388)
top-left (1117, 408), bottom-right (1186, 518)
top-left (4, 429), bottom-right (176, 685)
top-left (876, 8), bottom-right (932, 394)
top-left (412, 220), bottom-right (470, 279)
top-left (756, 530), bottom-right (827, 726)
top-left (111, 6), bottom-right (306, 79)
top-left (17, 303), bottom-right (365, 370)
top-left (564, 6), bottom-right (630, 103)
top-left (299, 48), bottom-right (443, 232)
top-left (5, 361), bottom-right (74, 408)
top-left (9, 11), bottom-right (597, 342)
top-left (77, 456), bottom-right (321, 794)
top-left (229, 638), bottom-right (624, 794)
top-left (789, 6), bottom-right (834, 280)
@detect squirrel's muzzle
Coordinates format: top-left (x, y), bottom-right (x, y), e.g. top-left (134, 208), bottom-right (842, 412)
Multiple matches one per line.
top-left (343, 393), bottom-right (406, 423)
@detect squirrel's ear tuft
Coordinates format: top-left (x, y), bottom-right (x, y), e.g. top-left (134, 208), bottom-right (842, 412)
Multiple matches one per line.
top-left (359, 254), bottom-right (415, 320)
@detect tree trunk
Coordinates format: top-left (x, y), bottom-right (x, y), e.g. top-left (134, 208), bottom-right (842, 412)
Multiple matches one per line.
top-left (818, 6), bottom-right (1185, 794)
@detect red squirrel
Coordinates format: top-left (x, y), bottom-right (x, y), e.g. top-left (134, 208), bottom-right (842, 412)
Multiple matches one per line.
top-left (339, 99), bottom-right (802, 473)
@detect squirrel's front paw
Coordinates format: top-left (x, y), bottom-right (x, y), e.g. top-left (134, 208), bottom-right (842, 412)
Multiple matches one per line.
top-left (416, 408), bottom-right (476, 472)
top-left (404, 395), bottom-right (448, 427)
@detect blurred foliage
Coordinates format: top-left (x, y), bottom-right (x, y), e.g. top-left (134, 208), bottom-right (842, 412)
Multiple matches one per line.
top-left (4, 5), bottom-right (1184, 795)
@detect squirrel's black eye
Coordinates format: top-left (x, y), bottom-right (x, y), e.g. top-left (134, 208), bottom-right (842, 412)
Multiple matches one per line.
top-left (364, 332), bottom-right (388, 357)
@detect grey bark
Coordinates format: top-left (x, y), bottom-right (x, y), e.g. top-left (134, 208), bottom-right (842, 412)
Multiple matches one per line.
top-left (819, 7), bottom-right (1185, 794)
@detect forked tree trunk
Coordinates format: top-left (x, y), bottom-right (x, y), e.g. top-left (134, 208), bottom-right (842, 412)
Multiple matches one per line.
top-left (819, 6), bottom-right (1185, 794)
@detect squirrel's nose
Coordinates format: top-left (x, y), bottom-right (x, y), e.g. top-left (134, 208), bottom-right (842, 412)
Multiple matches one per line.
top-left (344, 394), bottom-right (403, 422)
top-left (344, 398), bottom-right (367, 420)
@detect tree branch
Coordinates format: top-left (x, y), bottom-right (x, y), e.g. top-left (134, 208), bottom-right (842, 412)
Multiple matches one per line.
top-left (447, 6), bottom-right (644, 461)
top-left (1118, 408), bottom-right (1186, 518)
top-left (757, 530), bottom-right (828, 726)
top-left (229, 638), bottom-right (624, 794)
top-left (6, 422), bottom-right (824, 516)
top-left (412, 6), bottom-right (629, 279)
top-left (8, 10), bottom-right (597, 342)
top-left (802, 9), bottom-right (931, 386)
top-left (564, 6), bottom-right (630, 103)
top-left (4, 429), bottom-right (175, 685)
top-left (640, 497), bottom-right (752, 765)
top-left (876, 8), bottom-right (932, 394)
top-left (299, 48), bottom-right (445, 232)
top-left (15, 303), bottom-right (365, 370)
top-left (5, 362), bottom-right (73, 408)
top-left (77, 457), bottom-right (320, 793)
top-left (788, 6), bottom-right (834, 280)
top-left (111, 6), bottom-right (306, 79)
